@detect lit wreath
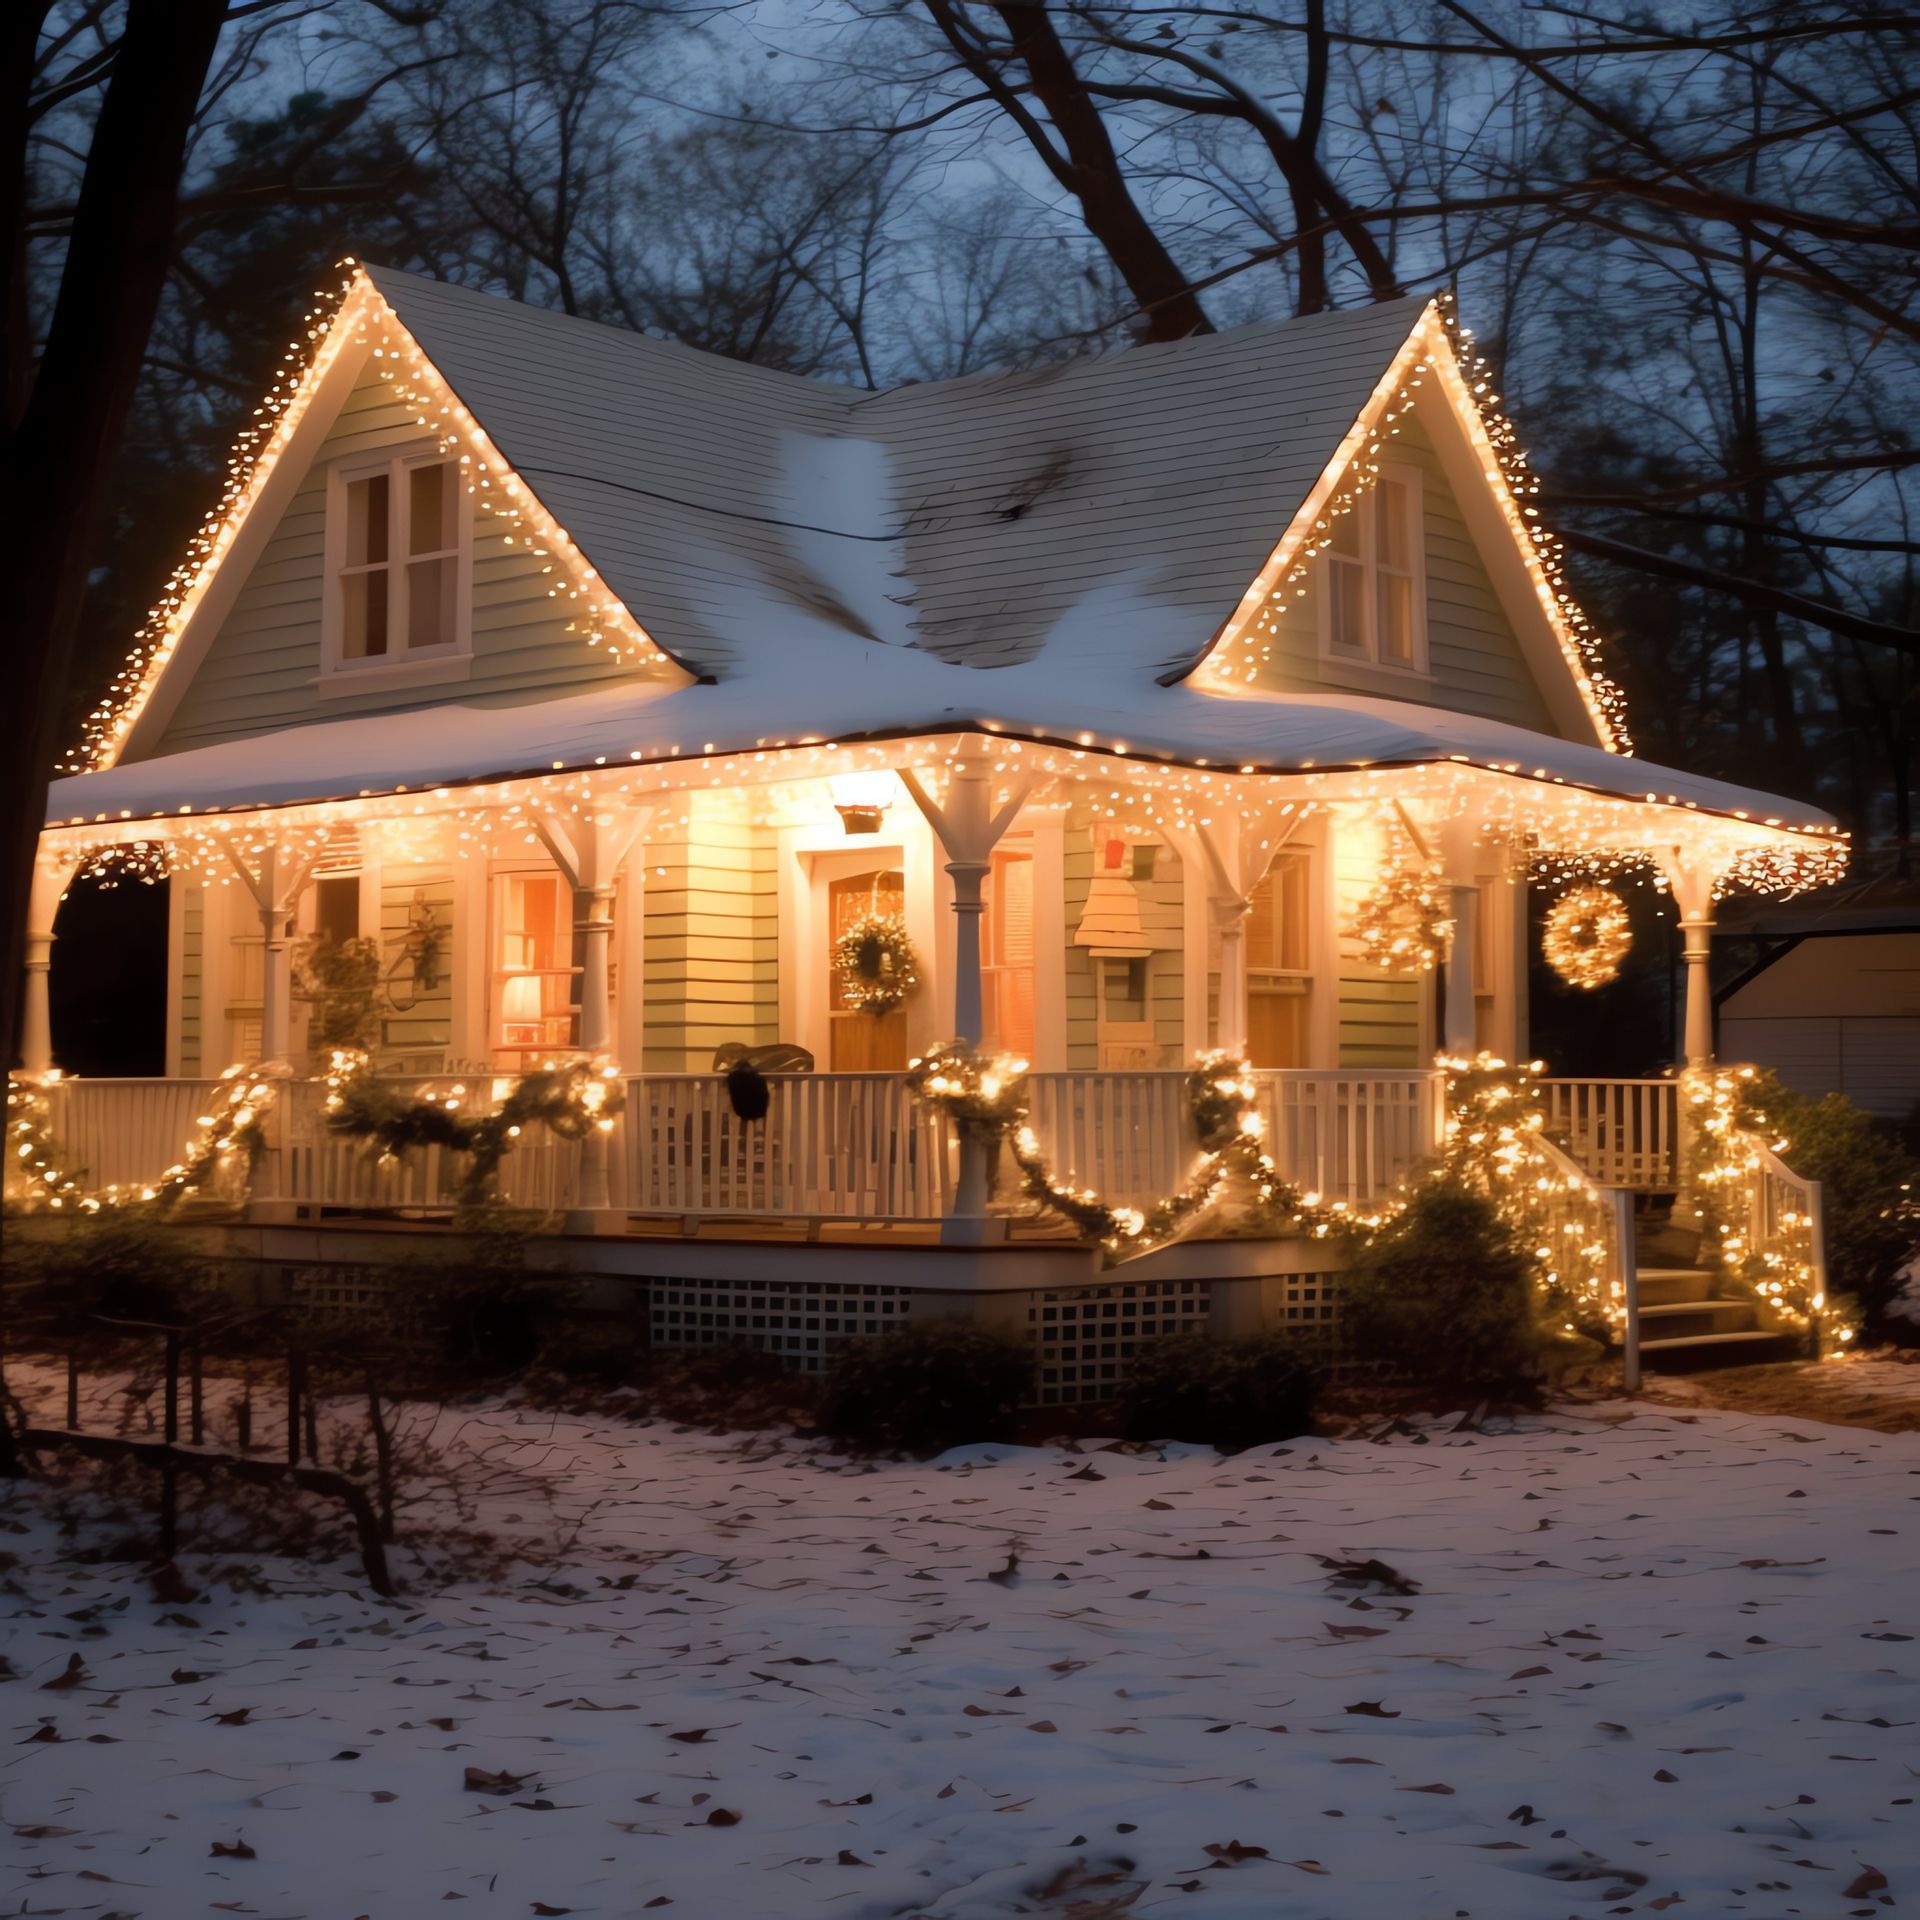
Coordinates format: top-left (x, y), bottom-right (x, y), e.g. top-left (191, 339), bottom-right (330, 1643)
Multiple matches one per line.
top-left (1351, 861), bottom-right (1453, 974)
top-left (832, 913), bottom-right (920, 1016)
top-left (1543, 883), bottom-right (1631, 990)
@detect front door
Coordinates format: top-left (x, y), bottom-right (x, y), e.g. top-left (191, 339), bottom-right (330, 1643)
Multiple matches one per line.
top-left (828, 867), bottom-right (908, 1070)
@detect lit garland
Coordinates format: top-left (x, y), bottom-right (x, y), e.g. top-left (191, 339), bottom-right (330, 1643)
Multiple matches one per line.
top-left (1350, 852), bottom-right (1453, 973)
top-left (1680, 1065), bottom-right (1848, 1344)
top-left (909, 1044), bottom-right (1326, 1262)
top-left (5, 1065), bottom-right (274, 1216)
top-left (322, 1048), bottom-right (623, 1213)
top-left (1436, 1051), bottom-right (1619, 1339)
top-left (1541, 882), bottom-right (1632, 989)
top-left (832, 914), bottom-right (920, 1015)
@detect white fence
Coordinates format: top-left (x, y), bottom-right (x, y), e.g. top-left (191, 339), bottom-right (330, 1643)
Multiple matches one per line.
top-left (1537, 1077), bottom-right (1680, 1190)
top-left (44, 1068), bottom-right (1697, 1226)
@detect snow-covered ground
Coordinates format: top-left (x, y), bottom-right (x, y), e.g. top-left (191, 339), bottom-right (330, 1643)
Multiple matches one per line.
top-left (2, 1396), bottom-right (1914, 1919)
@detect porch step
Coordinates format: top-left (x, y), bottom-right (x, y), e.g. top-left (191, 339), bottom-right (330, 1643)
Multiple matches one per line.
top-left (1636, 1296), bottom-right (1760, 1343)
top-left (1637, 1329), bottom-right (1804, 1372)
top-left (1635, 1267), bottom-right (1715, 1307)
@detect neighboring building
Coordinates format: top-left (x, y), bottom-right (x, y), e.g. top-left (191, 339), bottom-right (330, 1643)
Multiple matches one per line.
top-left (16, 266), bottom-right (1847, 1382)
top-left (1718, 853), bottom-right (1920, 1120)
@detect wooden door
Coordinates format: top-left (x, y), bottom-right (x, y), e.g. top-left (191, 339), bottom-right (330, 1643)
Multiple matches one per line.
top-left (828, 868), bottom-right (907, 1071)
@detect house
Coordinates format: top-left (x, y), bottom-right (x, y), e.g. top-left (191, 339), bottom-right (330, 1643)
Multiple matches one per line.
top-left (1716, 849), bottom-right (1920, 1120)
top-left (18, 265), bottom-right (1847, 1390)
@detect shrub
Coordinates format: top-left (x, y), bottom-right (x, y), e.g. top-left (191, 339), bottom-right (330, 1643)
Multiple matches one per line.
top-left (3, 1217), bottom-right (218, 1337)
top-left (1339, 1179), bottom-right (1541, 1401)
top-left (818, 1321), bottom-right (1031, 1455)
top-left (1116, 1331), bottom-right (1320, 1451)
top-left (1746, 1081), bottom-right (1920, 1341)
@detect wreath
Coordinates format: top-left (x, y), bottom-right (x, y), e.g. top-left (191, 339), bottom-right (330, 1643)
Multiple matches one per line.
top-left (833, 913), bottom-right (920, 1016)
top-left (1351, 859), bottom-right (1453, 974)
top-left (1543, 882), bottom-right (1631, 990)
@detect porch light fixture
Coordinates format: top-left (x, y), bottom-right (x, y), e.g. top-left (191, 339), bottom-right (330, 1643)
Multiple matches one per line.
top-left (831, 771), bottom-right (894, 835)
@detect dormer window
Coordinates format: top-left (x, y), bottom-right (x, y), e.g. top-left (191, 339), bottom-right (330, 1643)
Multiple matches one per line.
top-left (1322, 462), bottom-right (1427, 674)
top-left (322, 449), bottom-right (471, 690)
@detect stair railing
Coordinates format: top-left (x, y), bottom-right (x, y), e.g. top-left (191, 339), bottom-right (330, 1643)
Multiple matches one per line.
top-left (1747, 1138), bottom-right (1829, 1358)
top-left (1528, 1135), bottom-right (1642, 1387)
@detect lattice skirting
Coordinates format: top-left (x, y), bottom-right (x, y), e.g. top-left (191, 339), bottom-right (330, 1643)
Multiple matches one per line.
top-left (648, 1277), bottom-right (915, 1372)
top-left (1027, 1277), bottom-right (1216, 1407)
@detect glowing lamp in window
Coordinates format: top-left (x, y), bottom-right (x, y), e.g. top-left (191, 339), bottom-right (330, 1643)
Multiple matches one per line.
top-left (831, 771), bottom-right (894, 835)
top-left (499, 973), bottom-right (545, 1050)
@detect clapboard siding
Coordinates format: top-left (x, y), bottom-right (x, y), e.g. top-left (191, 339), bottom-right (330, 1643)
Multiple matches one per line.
top-left (1063, 809), bottom-right (1185, 1069)
top-left (150, 355), bottom-right (675, 757)
top-left (1247, 393), bottom-right (1555, 732)
top-left (1332, 824), bottom-right (1423, 1068)
top-left (378, 866), bottom-right (453, 1061)
top-left (642, 811), bottom-right (778, 1071)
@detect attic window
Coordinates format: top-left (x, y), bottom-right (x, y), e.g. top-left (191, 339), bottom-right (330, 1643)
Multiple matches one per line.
top-left (1322, 461), bottom-right (1427, 674)
top-left (323, 449), bottom-right (471, 687)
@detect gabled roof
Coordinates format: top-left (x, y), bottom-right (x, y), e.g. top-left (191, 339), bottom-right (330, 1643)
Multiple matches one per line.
top-left (358, 267), bottom-right (1433, 685)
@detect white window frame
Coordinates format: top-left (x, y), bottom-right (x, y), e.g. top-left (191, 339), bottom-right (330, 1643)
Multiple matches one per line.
top-left (1318, 460), bottom-right (1429, 678)
top-left (319, 445), bottom-right (474, 695)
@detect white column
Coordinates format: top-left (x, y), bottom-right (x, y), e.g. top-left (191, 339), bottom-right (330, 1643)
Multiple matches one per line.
top-left (258, 845), bottom-right (293, 1068)
top-left (20, 858), bottom-right (67, 1074)
top-left (900, 754), bottom-right (1034, 1246)
top-left (1656, 856), bottom-right (1718, 1070)
top-left (1443, 883), bottom-right (1479, 1056)
top-left (1213, 896), bottom-right (1252, 1054)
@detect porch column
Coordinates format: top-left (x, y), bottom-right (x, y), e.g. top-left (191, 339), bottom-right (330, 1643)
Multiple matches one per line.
top-left (901, 757), bottom-right (1035, 1245)
top-left (218, 839), bottom-right (319, 1222)
top-left (19, 857), bottom-right (70, 1074)
top-left (1213, 895), bottom-right (1252, 1055)
top-left (1443, 884), bottom-right (1479, 1056)
top-left (257, 846), bottom-right (296, 1068)
top-left (1666, 861), bottom-right (1718, 1069)
top-left (1437, 818), bottom-right (1480, 1058)
top-left (533, 802), bottom-right (654, 1230)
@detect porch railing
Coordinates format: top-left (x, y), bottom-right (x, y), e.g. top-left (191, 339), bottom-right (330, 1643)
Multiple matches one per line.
top-left (42, 1077), bottom-right (239, 1199)
top-left (1537, 1076), bottom-right (1680, 1190)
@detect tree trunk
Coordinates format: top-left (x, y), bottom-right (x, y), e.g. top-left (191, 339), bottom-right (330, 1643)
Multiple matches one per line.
top-left (989, 3), bottom-right (1212, 341)
top-left (1, 0), bottom-right (227, 1069)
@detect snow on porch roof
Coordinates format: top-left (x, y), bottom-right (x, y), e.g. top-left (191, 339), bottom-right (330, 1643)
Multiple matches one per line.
top-left (358, 267), bottom-right (1433, 685)
top-left (45, 621), bottom-right (1837, 840)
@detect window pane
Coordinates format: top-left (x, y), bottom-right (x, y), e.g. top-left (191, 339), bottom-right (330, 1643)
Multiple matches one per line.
top-left (1378, 573), bottom-right (1414, 662)
top-left (407, 555), bottom-right (453, 650)
top-left (409, 462), bottom-right (456, 556)
top-left (1329, 507), bottom-right (1362, 559)
top-left (344, 569), bottom-right (388, 658)
top-left (345, 472), bottom-right (388, 566)
top-left (1329, 557), bottom-right (1366, 653)
top-left (1376, 476), bottom-right (1411, 571)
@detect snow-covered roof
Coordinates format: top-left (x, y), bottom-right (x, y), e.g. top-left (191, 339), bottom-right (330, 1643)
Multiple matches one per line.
top-left (44, 269), bottom-right (1832, 845)
top-left (45, 614), bottom-right (1836, 833)
top-left (356, 268), bottom-right (1430, 683)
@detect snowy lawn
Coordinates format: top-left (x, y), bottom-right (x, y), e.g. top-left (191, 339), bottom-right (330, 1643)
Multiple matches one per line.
top-left (2, 1397), bottom-right (1915, 1919)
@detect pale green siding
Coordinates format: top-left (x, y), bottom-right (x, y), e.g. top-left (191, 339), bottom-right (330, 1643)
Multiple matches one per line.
top-left (146, 355), bottom-right (676, 758)
top-left (1247, 391), bottom-right (1556, 732)
top-left (1332, 828), bottom-right (1423, 1068)
top-left (643, 815), bottom-right (778, 1071)
top-left (379, 867), bottom-right (453, 1062)
top-left (1063, 812), bottom-right (1185, 1070)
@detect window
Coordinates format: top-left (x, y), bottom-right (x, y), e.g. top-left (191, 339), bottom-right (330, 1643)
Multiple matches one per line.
top-left (982, 847), bottom-right (1036, 1059)
top-left (326, 451), bottom-right (468, 679)
top-left (1322, 464), bottom-right (1426, 672)
top-left (493, 871), bottom-right (575, 1064)
top-left (313, 875), bottom-right (361, 948)
top-left (1246, 849), bottom-right (1312, 1068)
